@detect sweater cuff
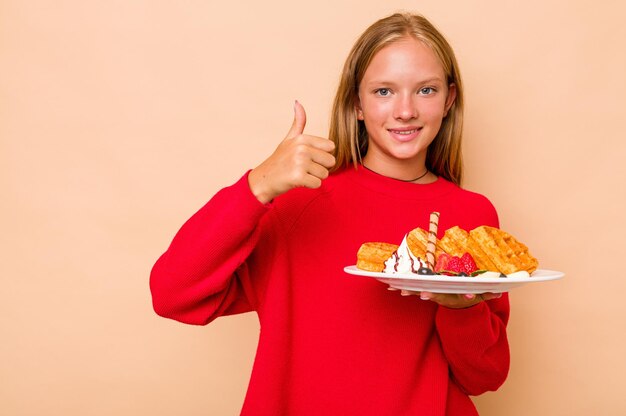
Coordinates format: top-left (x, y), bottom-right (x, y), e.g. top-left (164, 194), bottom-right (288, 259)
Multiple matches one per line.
top-left (198, 170), bottom-right (272, 232)
top-left (435, 301), bottom-right (496, 348)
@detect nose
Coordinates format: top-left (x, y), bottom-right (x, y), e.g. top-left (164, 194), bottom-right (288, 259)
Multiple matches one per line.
top-left (393, 94), bottom-right (418, 121)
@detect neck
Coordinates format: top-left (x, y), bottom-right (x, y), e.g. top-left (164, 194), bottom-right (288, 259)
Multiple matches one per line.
top-left (361, 164), bottom-right (429, 183)
top-left (361, 154), bottom-right (435, 184)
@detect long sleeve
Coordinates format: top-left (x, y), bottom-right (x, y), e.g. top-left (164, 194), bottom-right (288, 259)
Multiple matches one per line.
top-left (150, 172), bottom-right (270, 325)
top-left (432, 195), bottom-right (509, 396)
top-left (435, 295), bottom-right (510, 395)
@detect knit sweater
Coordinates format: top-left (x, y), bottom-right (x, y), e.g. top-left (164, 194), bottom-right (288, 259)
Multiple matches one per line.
top-left (150, 166), bottom-right (510, 415)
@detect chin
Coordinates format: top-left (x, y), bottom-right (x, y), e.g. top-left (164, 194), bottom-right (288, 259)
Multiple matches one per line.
top-left (388, 147), bottom-right (427, 161)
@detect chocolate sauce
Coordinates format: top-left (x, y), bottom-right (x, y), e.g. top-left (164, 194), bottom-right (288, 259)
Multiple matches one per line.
top-left (392, 252), bottom-right (399, 272)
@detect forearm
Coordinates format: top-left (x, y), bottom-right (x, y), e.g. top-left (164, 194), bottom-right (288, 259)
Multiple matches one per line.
top-left (150, 172), bottom-right (270, 324)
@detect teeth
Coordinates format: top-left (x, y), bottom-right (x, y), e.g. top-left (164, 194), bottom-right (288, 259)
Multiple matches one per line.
top-left (391, 129), bottom-right (418, 135)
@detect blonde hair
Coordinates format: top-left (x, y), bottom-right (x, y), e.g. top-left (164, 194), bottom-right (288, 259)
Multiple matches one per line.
top-left (329, 12), bottom-right (464, 185)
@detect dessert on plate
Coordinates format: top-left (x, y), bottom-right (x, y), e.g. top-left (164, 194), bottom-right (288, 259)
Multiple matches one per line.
top-left (356, 213), bottom-right (538, 278)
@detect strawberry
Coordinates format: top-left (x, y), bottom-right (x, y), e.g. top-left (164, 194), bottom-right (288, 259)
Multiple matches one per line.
top-left (447, 256), bottom-right (462, 272)
top-left (459, 252), bottom-right (478, 274)
top-left (434, 253), bottom-right (452, 273)
top-left (435, 252), bottom-right (478, 275)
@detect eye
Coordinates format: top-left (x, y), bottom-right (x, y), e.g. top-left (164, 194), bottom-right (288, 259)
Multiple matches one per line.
top-left (419, 87), bottom-right (436, 95)
top-left (375, 88), bottom-right (391, 96)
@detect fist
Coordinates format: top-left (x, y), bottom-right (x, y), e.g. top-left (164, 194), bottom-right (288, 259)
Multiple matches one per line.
top-left (248, 101), bottom-right (336, 203)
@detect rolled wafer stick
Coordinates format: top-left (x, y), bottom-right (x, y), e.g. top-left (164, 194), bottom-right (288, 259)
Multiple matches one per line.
top-left (425, 211), bottom-right (440, 270)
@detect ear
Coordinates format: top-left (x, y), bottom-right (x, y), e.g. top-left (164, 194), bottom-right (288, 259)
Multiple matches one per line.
top-left (443, 83), bottom-right (457, 117)
top-left (355, 96), bottom-right (364, 120)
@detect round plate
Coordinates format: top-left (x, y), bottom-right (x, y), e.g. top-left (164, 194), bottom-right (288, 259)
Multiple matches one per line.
top-left (343, 266), bottom-right (564, 294)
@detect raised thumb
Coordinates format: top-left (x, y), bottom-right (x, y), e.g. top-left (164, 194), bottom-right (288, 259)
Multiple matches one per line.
top-left (286, 100), bottom-right (307, 138)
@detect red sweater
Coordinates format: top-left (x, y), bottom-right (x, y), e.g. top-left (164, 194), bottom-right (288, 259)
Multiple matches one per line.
top-left (150, 166), bottom-right (510, 415)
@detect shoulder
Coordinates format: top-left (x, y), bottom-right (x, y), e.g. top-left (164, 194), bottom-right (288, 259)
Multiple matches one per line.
top-left (436, 179), bottom-right (500, 229)
top-left (450, 182), bottom-right (496, 211)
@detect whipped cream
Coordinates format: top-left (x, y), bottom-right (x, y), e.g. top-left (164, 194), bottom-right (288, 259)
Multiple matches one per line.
top-left (383, 234), bottom-right (427, 274)
top-left (478, 271), bottom-right (501, 278)
top-left (506, 270), bottom-right (530, 278)
top-left (475, 270), bottom-right (530, 278)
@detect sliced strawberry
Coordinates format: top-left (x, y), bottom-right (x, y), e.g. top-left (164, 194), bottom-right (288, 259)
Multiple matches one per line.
top-left (435, 252), bottom-right (478, 276)
top-left (459, 252), bottom-right (478, 274)
top-left (448, 256), bottom-right (462, 272)
top-left (435, 253), bottom-right (452, 272)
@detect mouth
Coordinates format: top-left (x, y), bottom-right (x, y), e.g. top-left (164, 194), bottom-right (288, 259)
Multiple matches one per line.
top-left (387, 126), bottom-right (423, 141)
top-left (387, 127), bottom-right (421, 135)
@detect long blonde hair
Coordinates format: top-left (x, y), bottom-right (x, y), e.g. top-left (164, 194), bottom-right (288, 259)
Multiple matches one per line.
top-left (329, 13), bottom-right (464, 185)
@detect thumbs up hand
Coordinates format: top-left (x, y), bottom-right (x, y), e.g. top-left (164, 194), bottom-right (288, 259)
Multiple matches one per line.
top-left (248, 101), bottom-right (336, 204)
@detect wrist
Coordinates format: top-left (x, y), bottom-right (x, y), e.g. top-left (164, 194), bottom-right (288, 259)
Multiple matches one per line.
top-left (248, 168), bottom-right (276, 204)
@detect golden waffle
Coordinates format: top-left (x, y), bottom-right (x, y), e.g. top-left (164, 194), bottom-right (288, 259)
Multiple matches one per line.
top-left (469, 226), bottom-right (538, 274)
top-left (407, 228), bottom-right (443, 260)
top-left (356, 242), bottom-right (399, 272)
top-left (439, 226), bottom-right (499, 271)
top-left (437, 226), bottom-right (468, 256)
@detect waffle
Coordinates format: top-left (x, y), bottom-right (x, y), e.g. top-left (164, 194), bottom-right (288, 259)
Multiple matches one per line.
top-left (356, 242), bottom-right (399, 272)
top-left (439, 226), bottom-right (499, 272)
top-left (469, 226), bottom-right (538, 274)
top-left (406, 227), bottom-right (443, 260)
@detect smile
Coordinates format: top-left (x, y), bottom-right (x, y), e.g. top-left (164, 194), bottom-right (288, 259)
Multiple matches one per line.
top-left (386, 127), bottom-right (423, 143)
top-left (388, 128), bottom-right (421, 135)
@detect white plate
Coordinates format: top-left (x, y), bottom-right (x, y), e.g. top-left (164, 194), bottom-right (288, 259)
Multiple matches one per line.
top-left (343, 266), bottom-right (564, 294)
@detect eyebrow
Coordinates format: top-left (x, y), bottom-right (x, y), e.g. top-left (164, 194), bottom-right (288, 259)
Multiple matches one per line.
top-left (364, 77), bottom-right (446, 87)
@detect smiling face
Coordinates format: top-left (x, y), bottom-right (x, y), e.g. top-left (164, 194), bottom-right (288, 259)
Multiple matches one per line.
top-left (357, 36), bottom-right (456, 179)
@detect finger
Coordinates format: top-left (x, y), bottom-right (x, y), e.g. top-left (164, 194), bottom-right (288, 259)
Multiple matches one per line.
top-left (420, 291), bottom-right (434, 300)
top-left (299, 173), bottom-right (322, 189)
top-left (305, 161), bottom-right (330, 181)
top-left (309, 147), bottom-right (336, 169)
top-left (286, 100), bottom-right (307, 139)
top-left (295, 134), bottom-right (335, 153)
top-left (481, 292), bottom-right (503, 301)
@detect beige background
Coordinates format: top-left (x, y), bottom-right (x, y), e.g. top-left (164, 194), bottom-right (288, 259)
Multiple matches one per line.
top-left (2, 0), bottom-right (625, 414)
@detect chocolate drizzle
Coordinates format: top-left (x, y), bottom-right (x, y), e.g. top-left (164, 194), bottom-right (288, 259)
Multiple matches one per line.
top-left (384, 239), bottom-right (428, 274)
top-left (392, 251), bottom-right (399, 272)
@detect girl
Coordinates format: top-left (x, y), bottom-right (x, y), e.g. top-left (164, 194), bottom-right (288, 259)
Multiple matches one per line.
top-left (151, 12), bottom-right (509, 415)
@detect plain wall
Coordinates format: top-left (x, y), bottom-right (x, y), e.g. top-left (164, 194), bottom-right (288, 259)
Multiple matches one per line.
top-left (2, 0), bottom-right (625, 414)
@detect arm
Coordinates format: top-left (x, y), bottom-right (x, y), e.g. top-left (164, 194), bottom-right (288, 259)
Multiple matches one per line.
top-left (150, 102), bottom-right (335, 325)
top-left (435, 296), bottom-right (510, 395)
top-left (150, 173), bottom-right (271, 325)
